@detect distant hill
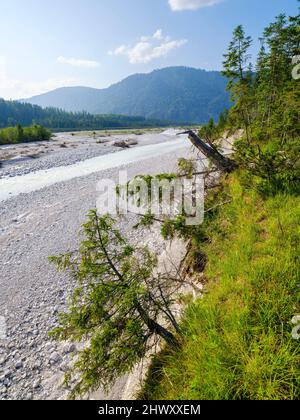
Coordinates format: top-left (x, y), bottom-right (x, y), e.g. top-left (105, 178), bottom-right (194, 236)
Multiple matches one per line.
top-left (0, 99), bottom-right (170, 131)
top-left (24, 67), bottom-right (231, 124)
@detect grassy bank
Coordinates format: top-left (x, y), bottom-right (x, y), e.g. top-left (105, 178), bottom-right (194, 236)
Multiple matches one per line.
top-left (140, 173), bottom-right (300, 400)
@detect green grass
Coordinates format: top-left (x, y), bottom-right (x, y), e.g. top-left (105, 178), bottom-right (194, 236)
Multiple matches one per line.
top-left (70, 128), bottom-right (164, 137)
top-left (67, 126), bottom-right (200, 137)
top-left (140, 174), bottom-right (300, 400)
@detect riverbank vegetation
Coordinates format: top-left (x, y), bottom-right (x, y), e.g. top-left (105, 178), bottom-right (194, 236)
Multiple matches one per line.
top-left (0, 124), bottom-right (52, 145)
top-left (140, 9), bottom-right (300, 400)
top-left (140, 176), bottom-right (300, 400)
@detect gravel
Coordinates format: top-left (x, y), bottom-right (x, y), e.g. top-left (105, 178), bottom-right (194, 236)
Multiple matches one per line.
top-left (0, 137), bottom-right (116, 178)
top-left (0, 131), bottom-right (177, 179)
top-left (0, 131), bottom-right (193, 400)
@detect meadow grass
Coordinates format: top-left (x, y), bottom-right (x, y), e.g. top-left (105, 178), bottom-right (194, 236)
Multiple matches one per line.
top-left (140, 174), bottom-right (300, 400)
top-left (70, 128), bottom-right (163, 137)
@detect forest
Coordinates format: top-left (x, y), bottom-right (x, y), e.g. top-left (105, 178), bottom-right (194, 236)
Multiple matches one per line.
top-left (0, 98), bottom-right (170, 132)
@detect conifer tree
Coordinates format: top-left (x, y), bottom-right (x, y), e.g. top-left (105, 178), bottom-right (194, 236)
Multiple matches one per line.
top-left (50, 211), bottom-right (181, 396)
top-left (222, 25), bottom-right (253, 143)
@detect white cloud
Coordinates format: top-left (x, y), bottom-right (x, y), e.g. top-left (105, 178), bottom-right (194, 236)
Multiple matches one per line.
top-left (110, 45), bottom-right (129, 56)
top-left (153, 29), bottom-right (164, 40)
top-left (109, 30), bottom-right (187, 64)
top-left (57, 56), bottom-right (100, 69)
top-left (0, 77), bottom-right (78, 99)
top-left (0, 55), bottom-right (79, 99)
top-left (169, 0), bottom-right (223, 11)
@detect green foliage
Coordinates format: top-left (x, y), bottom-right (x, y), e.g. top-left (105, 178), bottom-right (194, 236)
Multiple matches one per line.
top-left (235, 138), bottom-right (300, 195)
top-left (161, 216), bottom-right (197, 241)
top-left (141, 175), bottom-right (300, 400)
top-left (218, 109), bottom-right (229, 130)
top-left (0, 124), bottom-right (52, 145)
top-left (211, 10), bottom-right (300, 194)
top-left (116, 173), bottom-right (179, 218)
top-left (131, 173), bottom-right (178, 188)
top-left (117, 170), bottom-right (208, 235)
top-left (252, 13), bottom-right (300, 141)
top-left (198, 118), bottom-right (222, 149)
top-left (222, 25), bottom-right (254, 143)
top-left (0, 98), bottom-right (170, 132)
top-left (50, 211), bottom-right (181, 397)
top-left (133, 212), bottom-right (157, 229)
top-left (222, 25), bottom-right (253, 89)
top-left (140, 7), bottom-right (300, 401)
top-left (177, 158), bottom-right (197, 179)
top-left (198, 110), bottom-right (232, 148)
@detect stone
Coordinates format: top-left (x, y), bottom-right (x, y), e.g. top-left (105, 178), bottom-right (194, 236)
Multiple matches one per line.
top-left (15, 361), bottom-right (23, 370)
top-left (49, 352), bottom-right (62, 364)
top-left (62, 343), bottom-right (76, 354)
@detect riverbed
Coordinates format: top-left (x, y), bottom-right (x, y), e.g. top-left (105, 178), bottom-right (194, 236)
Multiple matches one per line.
top-left (0, 129), bottom-right (195, 400)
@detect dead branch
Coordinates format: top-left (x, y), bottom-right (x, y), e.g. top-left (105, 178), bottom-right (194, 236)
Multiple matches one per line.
top-left (179, 130), bottom-right (238, 173)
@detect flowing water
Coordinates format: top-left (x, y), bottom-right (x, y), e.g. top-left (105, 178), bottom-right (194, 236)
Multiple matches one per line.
top-left (0, 136), bottom-right (188, 202)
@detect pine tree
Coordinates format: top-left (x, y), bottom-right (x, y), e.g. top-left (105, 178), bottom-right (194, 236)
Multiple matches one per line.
top-left (222, 25), bottom-right (253, 143)
top-left (49, 211), bottom-right (181, 397)
top-left (221, 8), bottom-right (299, 194)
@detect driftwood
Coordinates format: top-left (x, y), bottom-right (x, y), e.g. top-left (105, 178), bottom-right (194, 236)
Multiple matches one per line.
top-left (179, 130), bottom-right (238, 173)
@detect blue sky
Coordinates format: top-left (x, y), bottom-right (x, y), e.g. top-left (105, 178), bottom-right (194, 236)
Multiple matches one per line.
top-left (0, 0), bottom-right (298, 99)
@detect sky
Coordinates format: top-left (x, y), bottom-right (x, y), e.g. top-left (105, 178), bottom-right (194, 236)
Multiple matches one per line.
top-left (0, 0), bottom-right (298, 99)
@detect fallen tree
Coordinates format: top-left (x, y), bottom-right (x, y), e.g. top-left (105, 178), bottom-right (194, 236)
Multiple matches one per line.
top-left (181, 130), bottom-right (238, 173)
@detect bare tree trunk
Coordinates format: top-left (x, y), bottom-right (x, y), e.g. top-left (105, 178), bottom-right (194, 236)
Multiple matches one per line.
top-left (135, 301), bottom-right (179, 347)
top-left (181, 130), bottom-right (238, 173)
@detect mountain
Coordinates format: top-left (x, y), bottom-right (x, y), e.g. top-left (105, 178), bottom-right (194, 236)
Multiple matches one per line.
top-left (24, 67), bottom-right (231, 124)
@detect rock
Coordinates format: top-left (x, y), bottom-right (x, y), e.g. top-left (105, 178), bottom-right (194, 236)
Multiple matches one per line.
top-left (45, 342), bottom-right (54, 352)
top-left (113, 140), bottom-right (130, 149)
top-left (0, 385), bottom-right (7, 394)
top-left (3, 378), bottom-right (11, 387)
top-left (59, 362), bottom-right (69, 372)
top-left (33, 381), bottom-right (40, 389)
top-left (62, 343), bottom-right (76, 355)
top-left (32, 361), bottom-right (41, 370)
top-left (49, 352), bottom-right (62, 364)
top-left (15, 361), bottom-right (23, 370)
